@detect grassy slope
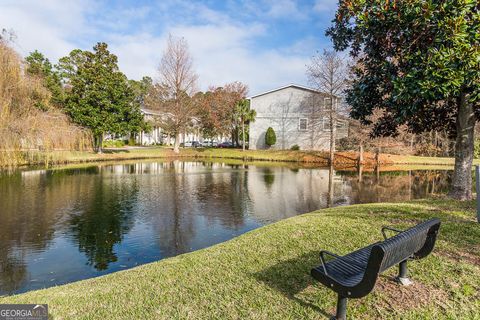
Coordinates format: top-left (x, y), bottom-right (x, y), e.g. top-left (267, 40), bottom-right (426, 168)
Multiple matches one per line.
top-left (2, 200), bottom-right (479, 319)
top-left (27, 147), bottom-right (480, 168)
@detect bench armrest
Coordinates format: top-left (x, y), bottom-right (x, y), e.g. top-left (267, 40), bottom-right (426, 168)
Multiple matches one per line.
top-left (319, 250), bottom-right (341, 276)
top-left (381, 226), bottom-right (403, 240)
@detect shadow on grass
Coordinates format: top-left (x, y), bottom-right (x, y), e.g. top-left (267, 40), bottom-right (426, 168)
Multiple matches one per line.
top-left (253, 251), bottom-right (333, 319)
top-left (101, 148), bottom-right (131, 154)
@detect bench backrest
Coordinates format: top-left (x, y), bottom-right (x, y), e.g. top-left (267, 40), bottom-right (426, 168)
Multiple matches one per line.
top-left (373, 218), bottom-right (441, 273)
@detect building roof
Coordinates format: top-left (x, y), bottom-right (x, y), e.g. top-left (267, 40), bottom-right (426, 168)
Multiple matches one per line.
top-left (248, 84), bottom-right (335, 100)
top-left (141, 108), bottom-right (164, 116)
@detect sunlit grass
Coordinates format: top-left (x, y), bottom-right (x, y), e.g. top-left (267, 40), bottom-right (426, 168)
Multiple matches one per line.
top-left (10, 146), bottom-right (480, 168)
top-left (1, 199), bottom-right (478, 319)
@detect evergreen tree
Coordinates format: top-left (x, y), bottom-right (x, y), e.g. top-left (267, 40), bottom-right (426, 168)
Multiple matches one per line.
top-left (328, 0), bottom-right (480, 199)
top-left (58, 43), bottom-right (145, 153)
top-left (265, 127), bottom-right (276, 147)
top-left (25, 50), bottom-right (64, 108)
top-left (235, 99), bottom-right (256, 151)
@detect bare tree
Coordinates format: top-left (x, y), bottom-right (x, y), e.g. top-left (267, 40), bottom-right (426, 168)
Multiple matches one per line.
top-left (307, 50), bottom-right (349, 164)
top-left (304, 92), bottom-right (329, 150)
top-left (156, 35), bottom-right (198, 153)
top-left (270, 94), bottom-right (294, 150)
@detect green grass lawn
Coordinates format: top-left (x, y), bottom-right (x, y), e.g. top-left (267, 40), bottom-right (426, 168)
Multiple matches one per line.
top-left (16, 146), bottom-right (480, 168)
top-left (36, 147), bottom-right (333, 166)
top-left (1, 199), bottom-right (479, 319)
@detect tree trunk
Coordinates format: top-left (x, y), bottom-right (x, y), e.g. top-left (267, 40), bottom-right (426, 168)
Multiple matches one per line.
top-left (96, 134), bottom-right (103, 154)
top-left (235, 127), bottom-right (240, 147)
top-left (173, 132), bottom-right (181, 154)
top-left (449, 92), bottom-right (475, 200)
top-left (242, 121), bottom-right (246, 152)
top-left (329, 100), bottom-right (336, 165)
top-left (358, 143), bottom-right (364, 165)
top-left (410, 134), bottom-right (414, 153)
top-left (327, 165), bottom-right (334, 208)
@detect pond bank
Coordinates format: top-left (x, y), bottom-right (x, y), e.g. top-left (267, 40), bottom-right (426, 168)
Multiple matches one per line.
top-left (4, 147), bottom-right (477, 168)
top-left (2, 199), bottom-right (478, 319)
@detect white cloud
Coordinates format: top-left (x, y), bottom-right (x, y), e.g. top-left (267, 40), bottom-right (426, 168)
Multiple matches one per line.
top-left (0, 0), bottom-right (95, 60)
top-left (313, 0), bottom-right (338, 13)
top-left (108, 21), bottom-right (310, 94)
top-left (265, 0), bottom-right (308, 20)
top-left (0, 0), bottom-right (316, 93)
top-left (168, 23), bottom-right (309, 94)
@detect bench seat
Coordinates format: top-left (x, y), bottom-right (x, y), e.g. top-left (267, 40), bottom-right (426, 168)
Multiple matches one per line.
top-left (310, 218), bottom-right (441, 319)
top-left (311, 243), bottom-right (376, 288)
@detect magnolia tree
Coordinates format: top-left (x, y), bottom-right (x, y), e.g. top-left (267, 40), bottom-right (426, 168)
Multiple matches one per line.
top-left (58, 43), bottom-right (145, 153)
top-left (328, 0), bottom-right (480, 200)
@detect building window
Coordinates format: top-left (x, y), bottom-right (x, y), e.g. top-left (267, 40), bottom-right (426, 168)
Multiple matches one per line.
top-left (299, 118), bottom-right (308, 131)
top-left (324, 97), bottom-right (333, 110)
top-left (323, 117), bottom-right (331, 131)
top-left (324, 97), bottom-right (338, 110)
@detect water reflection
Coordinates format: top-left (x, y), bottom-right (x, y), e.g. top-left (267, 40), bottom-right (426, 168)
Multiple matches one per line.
top-left (67, 175), bottom-right (138, 270)
top-left (0, 161), bottom-right (452, 295)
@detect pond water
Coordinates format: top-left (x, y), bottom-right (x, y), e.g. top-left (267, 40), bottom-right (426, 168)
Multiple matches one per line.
top-left (0, 160), bottom-right (452, 295)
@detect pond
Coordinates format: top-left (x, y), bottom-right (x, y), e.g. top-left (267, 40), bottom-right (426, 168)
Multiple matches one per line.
top-left (0, 160), bottom-right (452, 295)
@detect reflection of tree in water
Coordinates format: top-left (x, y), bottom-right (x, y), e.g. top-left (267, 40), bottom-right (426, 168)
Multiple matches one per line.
top-left (327, 166), bottom-right (334, 208)
top-left (262, 168), bottom-right (275, 188)
top-left (145, 161), bottom-right (198, 257)
top-left (192, 163), bottom-right (251, 230)
top-left (68, 174), bottom-right (138, 270)
top-left (0, 168), bottom-right (103, 293)
top-left (0, 171), bottom-right (57, 294)
top-left (411, 170), bottom-right (452, 196)
top-left (337, 169), bottom-right (452, 204)
top-left (291, 168), bottom-right (326, 214)
top-left (0, 257), bottom-right (27, 294)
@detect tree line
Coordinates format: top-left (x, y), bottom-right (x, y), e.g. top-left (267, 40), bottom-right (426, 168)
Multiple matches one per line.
top-left (5, 32), bottom-right (254, 155)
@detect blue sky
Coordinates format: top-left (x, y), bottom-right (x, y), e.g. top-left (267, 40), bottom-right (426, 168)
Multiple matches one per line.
top-left (1, 0), bottom-right (338, 94)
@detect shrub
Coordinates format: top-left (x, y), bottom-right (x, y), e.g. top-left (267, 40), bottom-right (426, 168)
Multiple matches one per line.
top-left (102, 140), bottom-right (125, 148)
top-left (414, 143), bottom-right (441, 156)
top-left (475, 140), bottom-right (480, 159)
top-left (265, 127), bottom-right (276, 147)
top-left (290, 144), bottom-right (300, 151)
top-left (127, 138), bottom-right (137, 146)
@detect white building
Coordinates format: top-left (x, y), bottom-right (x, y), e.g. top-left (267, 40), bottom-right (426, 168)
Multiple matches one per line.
top-left (136, 108), bottom-right (204, 146)
top-left (248, 84), bottom-right (348, 151)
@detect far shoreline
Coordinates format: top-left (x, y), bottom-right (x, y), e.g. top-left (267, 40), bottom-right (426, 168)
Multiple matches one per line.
top-left (2, 146), bottom-right (478, 170)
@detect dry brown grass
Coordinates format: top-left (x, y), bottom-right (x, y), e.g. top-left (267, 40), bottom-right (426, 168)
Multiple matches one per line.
top-left (0, 39), bottom-right (91, 167)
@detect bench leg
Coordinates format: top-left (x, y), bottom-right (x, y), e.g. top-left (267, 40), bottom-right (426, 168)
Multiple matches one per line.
top-left (396, 260), bottom-right (413, 286)
top-left (332, 294), bottom-right (347, 320)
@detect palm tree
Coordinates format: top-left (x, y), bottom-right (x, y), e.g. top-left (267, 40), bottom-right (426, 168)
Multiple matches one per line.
top-left (236, 99), bottom-right (256, 151)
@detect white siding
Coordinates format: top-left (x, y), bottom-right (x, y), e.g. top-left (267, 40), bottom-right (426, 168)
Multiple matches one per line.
top-left (249, 86), bottom-right (346, 151)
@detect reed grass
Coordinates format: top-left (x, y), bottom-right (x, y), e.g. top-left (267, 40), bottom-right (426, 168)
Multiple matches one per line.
top-left (0, 39), bottom-right (91, 167)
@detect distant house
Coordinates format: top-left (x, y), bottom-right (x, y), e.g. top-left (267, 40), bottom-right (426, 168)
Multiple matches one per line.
top-left (137, 108), bottom-right (164, 145)
top-left (135, 108), bottom-right (203, 146)
top-left (248, 84), bottom-right (348, 151)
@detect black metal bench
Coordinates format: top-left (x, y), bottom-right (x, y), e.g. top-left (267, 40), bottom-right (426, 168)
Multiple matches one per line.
top-left (310, 218), bottom-right (441, 320)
